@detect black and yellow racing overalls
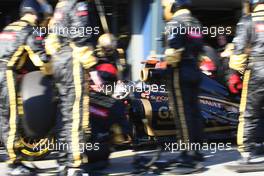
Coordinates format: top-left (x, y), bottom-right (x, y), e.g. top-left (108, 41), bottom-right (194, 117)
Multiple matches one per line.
top-left (165, 9), bottom-right (204, 145)
top-left (0, 15), bottom-right (50, 164)
top-left (230, 4), bottom-right (264, 155)
top-left (45, 0), bottom-right (97, 167)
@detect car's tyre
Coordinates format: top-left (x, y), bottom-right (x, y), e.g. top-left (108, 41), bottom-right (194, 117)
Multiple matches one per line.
top-left (16, 71), bottom-right (57, 160)
top-left (21, 71), bottom-right (57, 138)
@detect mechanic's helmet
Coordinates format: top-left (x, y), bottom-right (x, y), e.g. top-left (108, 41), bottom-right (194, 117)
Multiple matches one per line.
top-left (163, 0), bottom-right (191, 21)
top-left (39, 0), bottom-right (53, 27)
top-left (162, 0), bottom-right (175, 21)
top-left (98, 33), bottom-right (118, 55)
top-left (171, 0), bottom-right (192, 13)
top-left (246, 0), bottom-right (264, 12)
top-left (40, 0), bottom-right (53, 18)
top-left (250, 0), bottom-right (264, 5)
top-left (243, 0), bottom-right (251, 14)
top-left (20, 0), bottom-right (52, 23)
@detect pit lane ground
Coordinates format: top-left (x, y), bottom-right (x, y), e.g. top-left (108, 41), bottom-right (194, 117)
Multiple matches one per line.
top-left (1, 147), bottom-right (264, 176)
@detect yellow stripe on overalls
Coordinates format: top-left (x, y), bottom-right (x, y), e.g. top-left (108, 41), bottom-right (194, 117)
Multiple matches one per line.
top-left (7, 46), bottom-right (25, 68)
top-left (6, 46), bottom-right (25, 163)
top-left (173, 68), bottom-right (189, 144)
top-left (82, 95), bottom-right (90, 135)
top-left (237, 70), bottom-right (251, 153)
top-left (24, 45), bottom-right (44, 67)
top-left (82, 71), bottom-right (90, 136)
top-left (72, 55), bottom-right (82, 167)
top-left (6, 70), bottom-right (17, 163)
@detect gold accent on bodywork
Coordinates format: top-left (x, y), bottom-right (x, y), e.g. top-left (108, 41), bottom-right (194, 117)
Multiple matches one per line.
top-left (140, 68), bottom-right (150, 82)
top-left (141, 99), bottom-right (155, 136)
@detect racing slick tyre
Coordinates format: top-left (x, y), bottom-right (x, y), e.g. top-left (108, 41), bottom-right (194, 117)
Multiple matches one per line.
top-left (16, 71), bottom-right (57, 160)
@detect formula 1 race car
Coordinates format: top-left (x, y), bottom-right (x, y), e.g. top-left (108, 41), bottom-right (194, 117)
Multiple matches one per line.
top-left (0, 53), bottom-right (240, 162)
top-left (124, 56), bottom-right (240, 143)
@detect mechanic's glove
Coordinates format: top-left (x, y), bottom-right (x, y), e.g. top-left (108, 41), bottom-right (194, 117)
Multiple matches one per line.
top-left (40, 62), bottom-right (53, 75)
top-left (229, 54), bottom-right (248, 74)
top-left (164, 48), bottom-right (183, 67)
top-left (221, 43), bottom-right (234, 58)
top-left (228, 73), bottom-right (242, 94)
top-left (45, 33), bottom-right (61, 55)
top-left (71, 44), bottom-right (97, 69)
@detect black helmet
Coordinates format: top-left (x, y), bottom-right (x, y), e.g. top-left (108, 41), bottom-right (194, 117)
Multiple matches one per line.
top-left (20, 0), bottom-right (52, 21)
top-left (250, 0), bottom-right (264, 5)
top-left (171, 0), bottom-right (192, 12)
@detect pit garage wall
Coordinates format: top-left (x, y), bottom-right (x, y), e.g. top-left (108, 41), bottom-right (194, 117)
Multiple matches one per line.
top-left (127, 0), bottom-right (164, 81)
